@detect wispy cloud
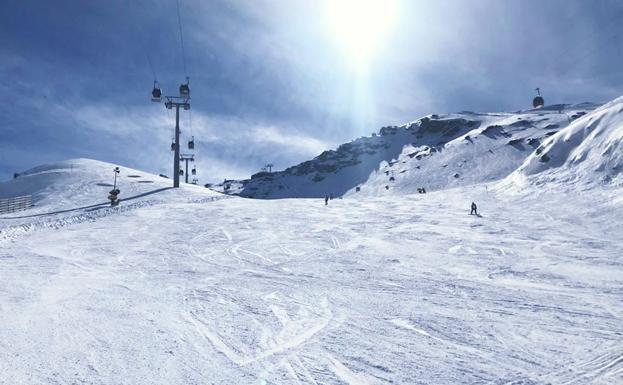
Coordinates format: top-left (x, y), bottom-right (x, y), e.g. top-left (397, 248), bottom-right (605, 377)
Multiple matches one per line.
top-left (73, 105), bottom-right (170, 136)
top-left (41, 102), bottom-right (334, 183)
top-left (250, 126), bottom-right (329, 155)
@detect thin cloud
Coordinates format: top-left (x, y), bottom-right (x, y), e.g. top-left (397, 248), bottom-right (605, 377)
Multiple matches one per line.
top-left (45, 103), bottom-right (334, 182)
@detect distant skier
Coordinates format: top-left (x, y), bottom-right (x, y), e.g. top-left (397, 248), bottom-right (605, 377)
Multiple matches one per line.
top-left (330, 193), bottom-right (334, 200)
top-left (325, 195), bottom-right (329, 205)
top-left (470, 202), bottom-right (478, 215)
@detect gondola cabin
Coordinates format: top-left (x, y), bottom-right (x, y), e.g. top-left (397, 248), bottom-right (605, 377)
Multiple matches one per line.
top-left (151, 81), bottom-right (162, 102)
top-left (179, 83), bottom-right (190, 99)
top-left (533, 87), bottom-right (545, 109)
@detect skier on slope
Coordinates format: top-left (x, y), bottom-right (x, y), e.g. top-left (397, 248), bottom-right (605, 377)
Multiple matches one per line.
top-left (470, 202), bottom-right (478, 215)
top-left (325, 195), bottom-right (329, 205)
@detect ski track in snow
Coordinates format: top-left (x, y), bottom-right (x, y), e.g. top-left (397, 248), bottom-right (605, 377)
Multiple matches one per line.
top-left (0, 183), bottom-right (622, 384)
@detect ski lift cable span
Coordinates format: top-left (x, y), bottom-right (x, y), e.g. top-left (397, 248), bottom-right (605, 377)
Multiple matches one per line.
top-left (189, 107), bottom-right (193, 138)
top-left (187, 108), bottom-right (195, 150)
top-left (176, 0), bottom-right (188, 77)
top-left (146, 51), bottom-right (158, 82)
top-left (166, 107), bottom-right (175, 146)
top-left (145, 47), bottom-right (162, 103)
top-left (146, 43), bottom-right (162, 102)
top-left (143, 30), bottom-right (176, 150)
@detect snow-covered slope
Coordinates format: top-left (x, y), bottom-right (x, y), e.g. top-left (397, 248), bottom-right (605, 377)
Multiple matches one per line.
top-left (509, 96), bottom-right (623, 188)
top-left (1, 163), bottom-right (622, 384)
top-left (212, 103), bottom-right (599, 198)
top-left (0, 159), bottom-right (222, 239)
top-left (0, 158), bottom-right (212, 214)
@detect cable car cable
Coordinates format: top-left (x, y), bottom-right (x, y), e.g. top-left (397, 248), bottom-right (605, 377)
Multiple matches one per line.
top-left (145, 51), bottom-right (158, 82)
top-left (176, 0), bottom-right (188, 77)
top-left (189, 108), bottom-right (193, 138)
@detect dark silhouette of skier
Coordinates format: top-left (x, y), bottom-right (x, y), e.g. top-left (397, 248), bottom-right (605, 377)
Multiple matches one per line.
top-left (325, 195), bottom-right (329, 205)
top-left (470, 202), bottom-right (478, 215)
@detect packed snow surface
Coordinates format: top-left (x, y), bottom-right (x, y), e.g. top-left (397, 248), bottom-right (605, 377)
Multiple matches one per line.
top-left (1, 159), bottom-right (622, 384)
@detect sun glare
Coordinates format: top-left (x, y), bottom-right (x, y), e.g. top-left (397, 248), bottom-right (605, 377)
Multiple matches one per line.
top-left (327, 0), bottom-right (398, 65)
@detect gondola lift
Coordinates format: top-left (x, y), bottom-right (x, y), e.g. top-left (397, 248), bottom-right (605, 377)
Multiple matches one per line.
top-left (191, 166), bottom-right (196, 175)
top-left (179, 77), bottom-right (190, 100)
top-left (533, 87), bottom-right (545, 109)
top-left (151, 80), bottom-right (162, 102)
top-left (170, 140), bottom-right (175, 151)
top-left (179, 169), bottom-right (184, 176)
top-left (188, 136), bottom-right (195, 150)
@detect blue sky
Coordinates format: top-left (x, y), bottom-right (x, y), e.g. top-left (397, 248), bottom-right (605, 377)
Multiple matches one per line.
top-left (1, 0), bottom-right (622, 183)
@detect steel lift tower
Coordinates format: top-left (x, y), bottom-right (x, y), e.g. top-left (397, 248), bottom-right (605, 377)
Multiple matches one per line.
top-left (151, 79), bottom-right (190, 188)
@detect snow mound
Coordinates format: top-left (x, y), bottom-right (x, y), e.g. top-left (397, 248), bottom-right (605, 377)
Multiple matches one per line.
top-left (510, 96), bottom-right (623, 187)
top-left (0, 158), bottom-right (213, 216)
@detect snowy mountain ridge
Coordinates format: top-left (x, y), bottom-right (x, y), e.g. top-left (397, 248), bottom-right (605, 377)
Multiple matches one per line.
top-left (211, 101), bottom-right (608, 198)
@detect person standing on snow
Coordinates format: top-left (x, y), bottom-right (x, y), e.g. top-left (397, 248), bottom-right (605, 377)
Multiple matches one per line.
top-left (470, 202), bottom-right (478, 215)
top-left (325, 195), bottom-right (329, 205)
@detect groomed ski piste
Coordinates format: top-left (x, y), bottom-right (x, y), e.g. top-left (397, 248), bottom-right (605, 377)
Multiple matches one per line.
top-left (1, 97), bottom-right (622, 384)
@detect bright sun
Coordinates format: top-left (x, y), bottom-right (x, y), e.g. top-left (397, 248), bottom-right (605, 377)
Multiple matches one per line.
top-left (327, 0), bottom-right (398, 65)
